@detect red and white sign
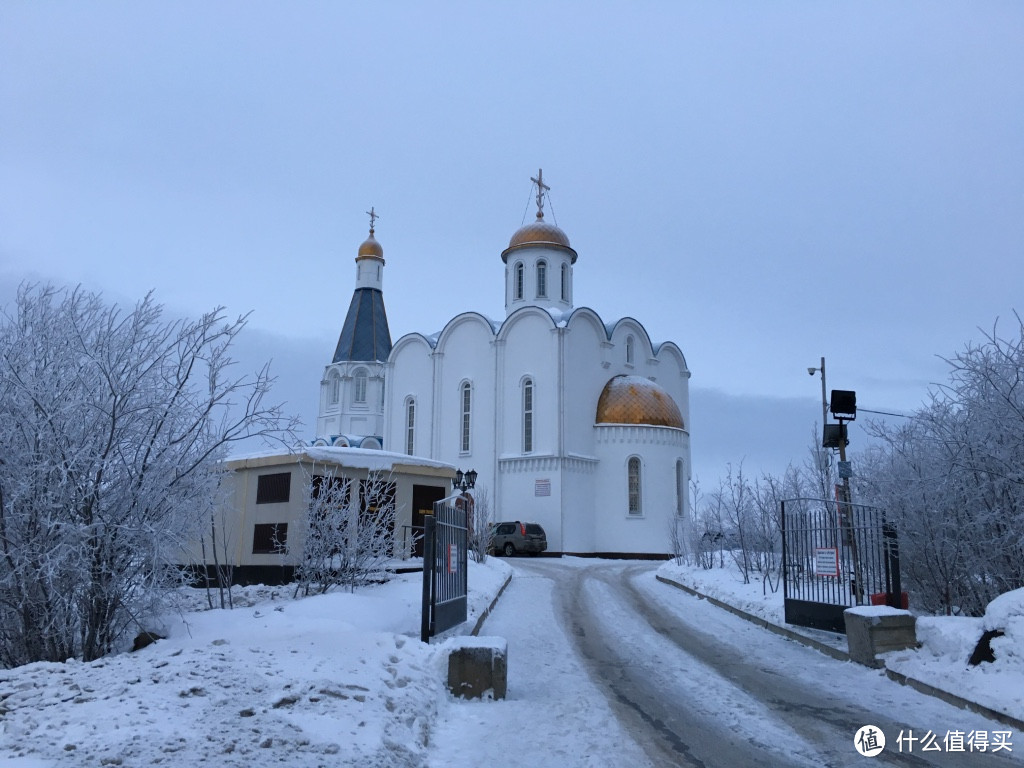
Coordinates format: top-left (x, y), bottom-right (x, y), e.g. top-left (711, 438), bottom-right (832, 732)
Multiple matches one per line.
top-left (447, 544), bottom-right (458, 574)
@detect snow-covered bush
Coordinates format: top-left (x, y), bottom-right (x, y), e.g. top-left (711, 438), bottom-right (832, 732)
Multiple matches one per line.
top-left (293, 466), bottom-right (399, 595)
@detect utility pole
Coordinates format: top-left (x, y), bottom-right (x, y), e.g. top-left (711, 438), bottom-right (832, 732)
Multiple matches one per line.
top-left (831, 390), bottom-right (860, 604)
top-left (818, 356), bottom-right (827, 431)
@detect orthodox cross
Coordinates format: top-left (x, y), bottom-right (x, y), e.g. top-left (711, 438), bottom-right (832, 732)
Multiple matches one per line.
top-left (366, 206), bottom-right (379, 234)
top-left (530, 169), bottom-right (550, 218)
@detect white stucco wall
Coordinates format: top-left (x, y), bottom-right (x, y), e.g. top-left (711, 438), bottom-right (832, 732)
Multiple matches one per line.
top-left (593, 425), bottom-right (689, 555)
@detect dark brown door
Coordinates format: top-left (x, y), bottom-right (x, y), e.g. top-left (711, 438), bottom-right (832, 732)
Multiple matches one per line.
top-left (411, 484), bottom-right (446, 557)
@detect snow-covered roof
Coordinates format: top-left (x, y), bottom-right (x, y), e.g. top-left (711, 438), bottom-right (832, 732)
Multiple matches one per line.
top-left (225, 445), bottom-right (455, 473)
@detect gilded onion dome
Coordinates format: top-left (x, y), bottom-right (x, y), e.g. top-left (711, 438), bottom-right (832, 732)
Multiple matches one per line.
top-left (356, 231), bottom-right (384, 261)
top-left (510, 212), bottom-right (572, 249)
top-left (501, 211), bottom-right (578, 263)
top-left (595, 375), bottom-right (685, 429)
top-left (356, 206), bottom-right (384, 262)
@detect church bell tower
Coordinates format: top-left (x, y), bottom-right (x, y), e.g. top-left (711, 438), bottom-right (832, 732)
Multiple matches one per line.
top-left (314, 208), bottom-right (392, 448)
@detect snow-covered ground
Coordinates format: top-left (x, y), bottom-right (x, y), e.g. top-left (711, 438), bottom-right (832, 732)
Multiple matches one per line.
top-left (1, 556), bottom-right (1021, 767)
top-left (656, 560), bottom-right (1024, 725)
top-left (0, 560), bottom-right (512, 768)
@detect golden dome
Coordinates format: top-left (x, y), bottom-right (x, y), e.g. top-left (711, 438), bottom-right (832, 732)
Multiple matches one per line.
top-left (501, 212), bottom-right (578, 263)
top-left (595, 375), bottom-right (684, 429)
top-left (356, 231), bottom-right (383, 261)
top-left (510, 213), bottom-right (571, 248)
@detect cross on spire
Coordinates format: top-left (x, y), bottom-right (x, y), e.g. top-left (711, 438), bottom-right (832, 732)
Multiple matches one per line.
top-left (530, 169), bottom-right (550, 219)
top-left (366, 206), bottom-right (379, 234)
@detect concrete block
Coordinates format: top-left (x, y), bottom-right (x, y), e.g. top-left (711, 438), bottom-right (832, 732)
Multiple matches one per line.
top-left (447, 636), bottom-right (507, 699)
top-left (845, 606), bottom-right (916, 667)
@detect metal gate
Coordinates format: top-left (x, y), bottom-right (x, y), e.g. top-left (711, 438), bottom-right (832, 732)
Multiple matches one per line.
top-left (781, 497), bottom-right (901, 634)
top-left (420, 499), bottom-right (468, 642)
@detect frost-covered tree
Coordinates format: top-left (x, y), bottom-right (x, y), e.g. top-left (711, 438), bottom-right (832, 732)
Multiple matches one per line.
top-left (689, 460), bottom-right (811, 589)
top-left (718, 463), bottom-right (755, 583)
top-left (466, 485), bottom-right (493, 564)
top-left (858, 314), bottom-right (1024, 616)
top-left (293, 467), bottom-right (399, 596)
top-left (0, 284), bottom-right (294, 667)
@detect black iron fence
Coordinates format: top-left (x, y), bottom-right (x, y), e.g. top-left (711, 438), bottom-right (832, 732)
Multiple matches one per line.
top-left (781, 497), bottom-right (901, 633)
top-left (420, 500), bottom-right (468, 642)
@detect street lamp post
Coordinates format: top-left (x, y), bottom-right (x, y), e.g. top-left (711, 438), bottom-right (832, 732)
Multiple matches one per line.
top-left (453, 468), bottom-right (477, 495)
top-left (453, 468), bottom-right (477, 518)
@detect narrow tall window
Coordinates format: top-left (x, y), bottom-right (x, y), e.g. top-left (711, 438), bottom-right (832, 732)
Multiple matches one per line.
top-left (628, 457), bottom-right (642, 515)
top-left (561, 263), bottom-right (569, 301)
top-left (405, 398), bottom-right (416, 456)
top-left (328, 372), bottom-right (340, 405)
top-left (354, 368), bottom-right (367, 403)
top-left (515, 262), bottom-right (524, 300)
top-left (460, 382), bottom-right (472, 453)
top-left (676, 460), bottom-right (685, 517)
top-left (626, 336), bottom-right (635, 365)
top-left (536, 261), bottom-right (547, 298)
top-left (523, 379), bottom-right (534, 453)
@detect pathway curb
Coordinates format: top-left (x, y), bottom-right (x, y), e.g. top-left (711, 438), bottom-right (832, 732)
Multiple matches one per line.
top-left (471, 569), bottom-right (514, 637)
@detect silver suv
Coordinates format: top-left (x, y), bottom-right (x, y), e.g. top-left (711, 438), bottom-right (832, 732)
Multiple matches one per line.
top-left (489, 521), bottom-right (547, 556)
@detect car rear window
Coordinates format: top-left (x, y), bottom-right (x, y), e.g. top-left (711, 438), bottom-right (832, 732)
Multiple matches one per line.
top-left (525, 524), bottom-right (545, 536)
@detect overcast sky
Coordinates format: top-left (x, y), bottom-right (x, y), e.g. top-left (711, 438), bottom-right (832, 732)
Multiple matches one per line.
top-left (2, 2), bottom-right (1022, 485)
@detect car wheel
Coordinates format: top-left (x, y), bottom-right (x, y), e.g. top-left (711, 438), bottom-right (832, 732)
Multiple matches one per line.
top-left (503, 542), bottom-right (516, 557)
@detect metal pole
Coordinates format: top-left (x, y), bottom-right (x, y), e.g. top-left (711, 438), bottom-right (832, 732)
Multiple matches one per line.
top-left (420, 515), bottom-right (435, 643)
top-left (837, 418), bottom-right (863, 604)
top-left (819, 356), bottom-right (828, 431)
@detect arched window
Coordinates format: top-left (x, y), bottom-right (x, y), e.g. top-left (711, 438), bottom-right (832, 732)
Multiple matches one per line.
top-left (536, 261), bottom-right (547, 298)
top-left (514, 262), bottom-right (524, 300)
top-left (628, 457), bottom-right (642, 515)
top-left (561, 263), bottom-right (569, 301)
top-left (405, 398), bottom-right (416, 456)
top-left (460, 382), bottom-right (472, 453)
top-left (522, 378), bottom-right (534, 453)
top-left (676, 459), bottom-right (686, 517)
top-left (328, 371), bottom-right (340, 405)
top-left (626, 336), bottom-right (635, 365)
top-left (352, 370), bottom-right (368, 405)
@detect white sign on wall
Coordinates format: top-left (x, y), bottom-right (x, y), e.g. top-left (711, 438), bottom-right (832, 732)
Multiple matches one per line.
top-left (535, 479), bottom-right (551, 497)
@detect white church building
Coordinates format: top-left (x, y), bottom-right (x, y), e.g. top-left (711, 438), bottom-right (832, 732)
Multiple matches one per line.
top-left (316, 176), bottom-right (691, 557)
